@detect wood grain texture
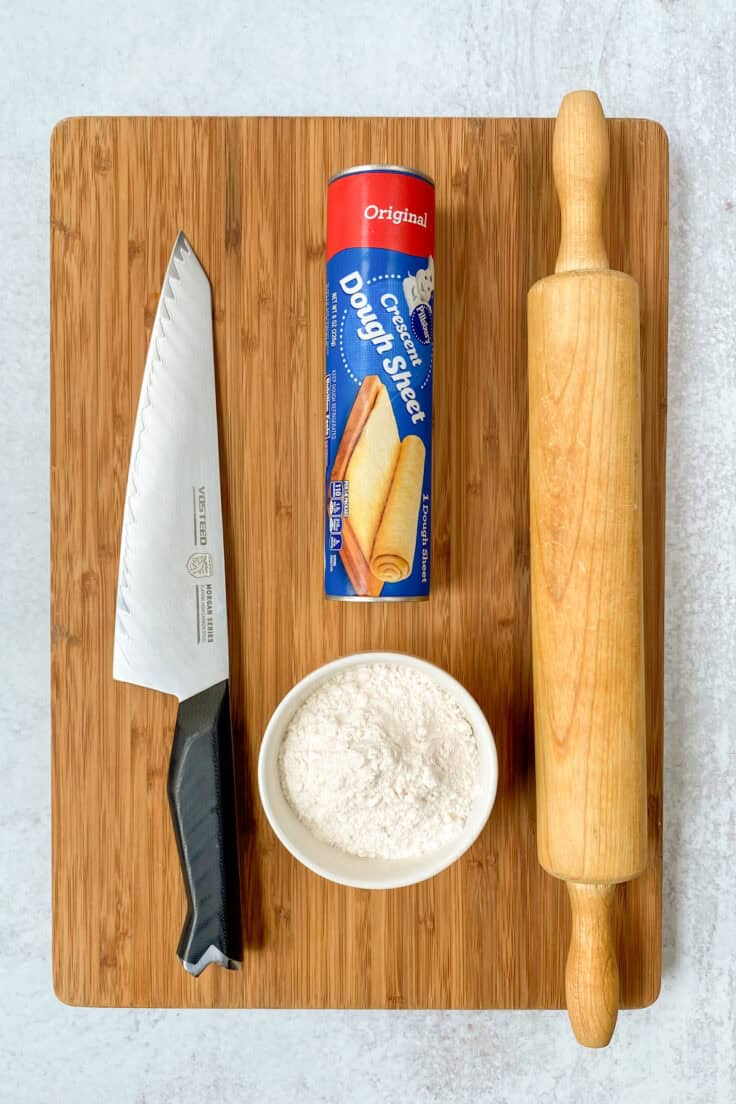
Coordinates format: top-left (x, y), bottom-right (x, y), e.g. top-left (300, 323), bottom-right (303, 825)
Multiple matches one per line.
top-left (50, 116), bottom-right (668, 1009)
top-left (529, 271), bottom-right (647, 881)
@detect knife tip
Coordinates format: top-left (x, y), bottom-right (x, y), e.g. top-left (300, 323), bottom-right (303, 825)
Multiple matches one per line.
top-left (174, 229), bottom-right (192, 257)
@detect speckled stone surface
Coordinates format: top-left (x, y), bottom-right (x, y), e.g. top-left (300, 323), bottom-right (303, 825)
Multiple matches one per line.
top-left (2, 1), bottom-right (734, 1100)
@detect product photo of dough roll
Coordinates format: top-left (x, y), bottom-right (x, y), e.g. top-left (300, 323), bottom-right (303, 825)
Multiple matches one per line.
top-left (370, 435), bottom-right (426, 582)
top-left (329, 376), bottom-right (427, 595)
top-left (345, 385), bottom-right (401, 561)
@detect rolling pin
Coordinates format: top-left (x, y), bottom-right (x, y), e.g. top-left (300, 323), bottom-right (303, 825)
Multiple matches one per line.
top-left (527, 91), bottom-right (648, 1048)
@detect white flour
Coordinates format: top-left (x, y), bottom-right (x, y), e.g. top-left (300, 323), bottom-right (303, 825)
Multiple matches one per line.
top-left (278, 663), bottom-right (479, 860)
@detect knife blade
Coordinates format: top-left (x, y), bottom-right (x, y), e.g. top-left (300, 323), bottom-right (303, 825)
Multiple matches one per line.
top-left (113, 232), bottom-right (242, 976)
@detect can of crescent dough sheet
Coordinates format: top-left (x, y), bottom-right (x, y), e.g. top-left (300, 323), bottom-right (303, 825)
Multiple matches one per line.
top-left (324, 164), bottom-right (435, 601)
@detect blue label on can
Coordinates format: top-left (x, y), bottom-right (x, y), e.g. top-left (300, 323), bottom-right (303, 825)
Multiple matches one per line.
top-left (325, 246), bottom-right (433, 599)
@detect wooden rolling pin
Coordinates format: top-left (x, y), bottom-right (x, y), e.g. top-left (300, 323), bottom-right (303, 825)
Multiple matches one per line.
top-left (527, 91), bottom-right (648, 1048)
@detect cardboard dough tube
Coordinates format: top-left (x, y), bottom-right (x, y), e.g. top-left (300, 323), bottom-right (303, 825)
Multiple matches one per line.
top-left (370, 435), bottom-right (426, 582)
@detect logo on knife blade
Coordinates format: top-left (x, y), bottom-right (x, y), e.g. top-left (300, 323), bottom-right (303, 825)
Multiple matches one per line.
top-left (187, 552), bottom-right (213, 578)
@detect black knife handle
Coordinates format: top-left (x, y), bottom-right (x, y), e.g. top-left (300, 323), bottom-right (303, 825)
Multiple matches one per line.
top-left (167, 679), bottom-right (242, 975)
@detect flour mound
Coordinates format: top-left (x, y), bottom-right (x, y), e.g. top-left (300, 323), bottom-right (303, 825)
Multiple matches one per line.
top-left (278, 663), bottom-right (479, 860)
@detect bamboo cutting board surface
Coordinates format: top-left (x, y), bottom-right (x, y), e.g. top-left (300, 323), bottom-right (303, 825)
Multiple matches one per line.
top-left (50, 116), bottom-right (667, 1009)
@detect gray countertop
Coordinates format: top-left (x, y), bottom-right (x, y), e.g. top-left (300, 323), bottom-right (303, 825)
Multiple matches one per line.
top-left (2, 1), bottom-right (735, 1101)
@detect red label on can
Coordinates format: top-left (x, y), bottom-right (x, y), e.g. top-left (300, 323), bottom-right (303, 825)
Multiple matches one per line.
top-left (327, 170), bottom-right (435, 260)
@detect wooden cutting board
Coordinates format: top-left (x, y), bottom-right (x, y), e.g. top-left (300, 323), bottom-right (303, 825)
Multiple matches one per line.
top-left (50, 116), bottom-right (667, 1009)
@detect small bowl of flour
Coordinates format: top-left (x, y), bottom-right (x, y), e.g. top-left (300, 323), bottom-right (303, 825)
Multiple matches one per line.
top-left (258, 652), bottom-right (497, 889)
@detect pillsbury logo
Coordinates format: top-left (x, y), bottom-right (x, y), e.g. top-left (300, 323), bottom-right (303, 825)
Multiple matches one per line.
top-left (410, 302), bottom-right (432, 345)
top-left (403, 257), bottom-right (434, 345)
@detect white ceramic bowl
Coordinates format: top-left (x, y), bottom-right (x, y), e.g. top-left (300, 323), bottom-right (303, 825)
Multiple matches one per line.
top-left (258, 651), bottom-right (498, 890)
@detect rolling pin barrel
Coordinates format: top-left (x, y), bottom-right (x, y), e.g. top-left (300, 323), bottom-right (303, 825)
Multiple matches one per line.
top-left (527, 91), bottom-right (647, 1048)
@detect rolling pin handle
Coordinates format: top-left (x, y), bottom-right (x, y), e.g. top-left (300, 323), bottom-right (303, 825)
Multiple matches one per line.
top-left (554, 91), bottom-right (610, 274)
top-left (565, 882), bottom-right (619, 1048)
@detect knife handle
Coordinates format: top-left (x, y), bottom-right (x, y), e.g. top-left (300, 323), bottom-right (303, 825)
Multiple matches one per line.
top-left (167, 679), bottom-right (242, 975)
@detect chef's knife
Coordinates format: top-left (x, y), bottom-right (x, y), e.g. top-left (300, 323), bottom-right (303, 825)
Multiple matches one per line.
top-left (113, 232), bottom-right (242, 976)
